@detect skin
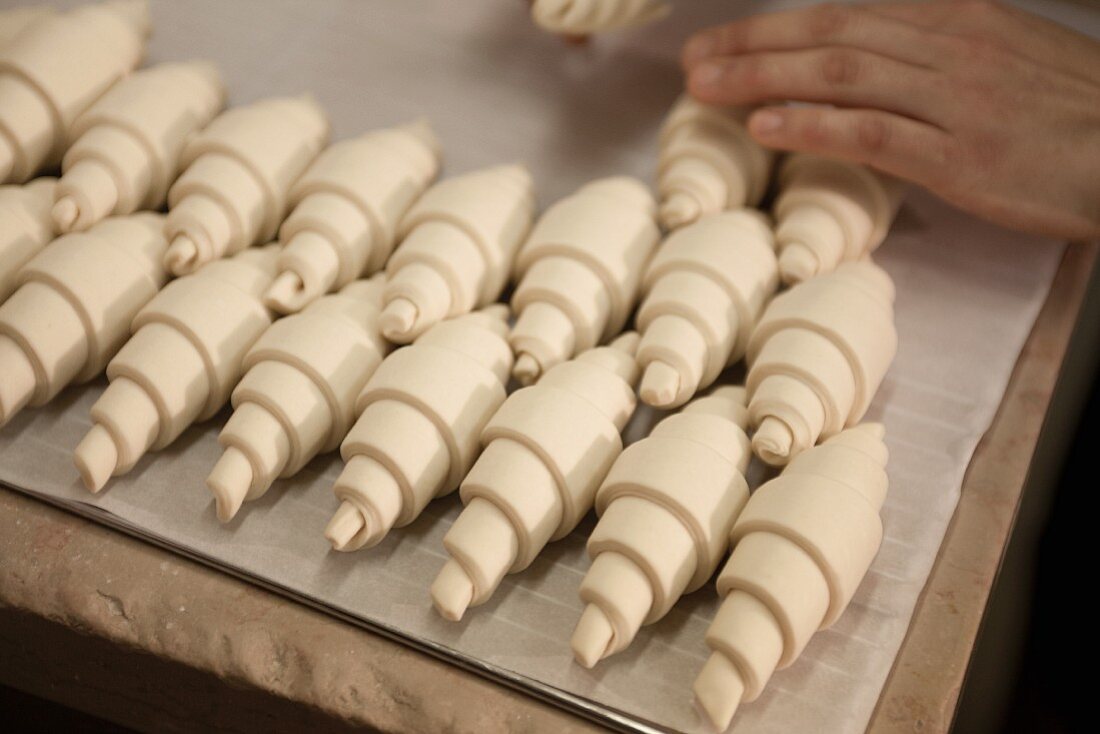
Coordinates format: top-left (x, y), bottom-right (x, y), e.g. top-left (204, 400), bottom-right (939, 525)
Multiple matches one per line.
top-left (681, 1), bottom-right (1100, 240)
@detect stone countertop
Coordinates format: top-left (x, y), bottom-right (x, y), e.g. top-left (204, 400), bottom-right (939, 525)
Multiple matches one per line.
top-left (1, 241), bottom-right (1096, 733)
top-left (0, 489), bottom-right (599, 733)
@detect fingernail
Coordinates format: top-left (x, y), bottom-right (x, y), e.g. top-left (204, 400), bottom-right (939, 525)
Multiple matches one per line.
top-left (683, 35), bottom-right (716, 66)
top-left (690, 62), bottom-right (725, 89)
top-left (750, 110), bottom-right (784, 136)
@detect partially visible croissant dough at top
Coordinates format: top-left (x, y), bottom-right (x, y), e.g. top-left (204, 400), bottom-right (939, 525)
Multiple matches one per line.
top-left (0, 6), bottom-right (54, 49)
top-left (694, 423), bottom-right (889, 731)
top-left (207, 276), bottom-right (391, 523)
top-left (0, 213), bottom-right (167, 427)
top-left (571, 387), bottom-right (752, 668)
top-left (163, 96), bottom-right (329, 276)
top-left (774, 153), bottom-right (905, 285)
top-left (432, 332), bottom-right (641, 622)
top-left (0, 0), bottom-right (149, 184)
top-left (510, 176), bottom-right (659, 386)
top-left (74, 245), bottom-right (279, 493)
top-left (264, 121), bottom-right (442, 315)
top-left (531, 0), bottom-right (670, 33)
top-left (658, 96), bottom-right (774, 230)
top-left (0, 177), bottom-right (55, 303)
top-left (325, 307), bottom-right (513, 552)
top-left (53, 61), bottom-right (226, 234)
top-left (747, 261), bottom-right (897, 467)
top-left (381, 164), bottom-right (534, 343)
top-left (636, 210), bottom-right (778, 409)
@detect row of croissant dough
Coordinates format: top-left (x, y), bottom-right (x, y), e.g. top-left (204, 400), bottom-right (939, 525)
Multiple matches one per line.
top-left (1, 2), bottom-right (902, 730)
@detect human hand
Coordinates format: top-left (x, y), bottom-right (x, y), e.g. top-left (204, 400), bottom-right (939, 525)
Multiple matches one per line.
top-left (682, 1), bottom-right (1100, 240)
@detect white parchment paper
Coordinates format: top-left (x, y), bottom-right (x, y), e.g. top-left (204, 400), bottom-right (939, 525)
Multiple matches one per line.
top-left (0, 1), bottom-right (1085, 731)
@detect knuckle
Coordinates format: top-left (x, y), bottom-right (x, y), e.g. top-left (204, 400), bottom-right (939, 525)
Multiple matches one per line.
top-left (925, 138), bottom-right (961, 188)
top-left (964, 132), bottom-right (1004, 174)
top-left (854, 115), bottom-right (891, 156)
top-left (716, 22), bottom-right (748, 55)
top-left (738, 55), bottom-right (771, 90)
top-left (807, 3), bottom-right (851, 40)
top-left (932, 129), bottom-right (1003, 192)
top-left (800, 112), bottom-right (834, 148)
top-left (821, 49), bottom-right (862, 87)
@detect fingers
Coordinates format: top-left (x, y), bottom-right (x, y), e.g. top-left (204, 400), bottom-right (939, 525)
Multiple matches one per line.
top-left (856, 0), bottom-right (959, 30)
top-left (863, 0), bottom-right (1032, 35)
top-left (687, 47), bottom-right (944, 124)
top-left (746, 105), bottom-right (956, 190)
top-left (681, 2), bottom-right (951, 71)
top-left (866, 0), bottom-right (1098, 76)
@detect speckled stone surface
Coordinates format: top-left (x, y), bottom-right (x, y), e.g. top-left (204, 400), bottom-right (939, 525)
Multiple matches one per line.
top-left (0, 487), bottom-right (600, 734)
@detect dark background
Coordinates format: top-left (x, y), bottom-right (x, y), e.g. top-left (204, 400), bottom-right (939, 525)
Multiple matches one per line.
top-left (956, 255), bottom-right (1099, 734)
